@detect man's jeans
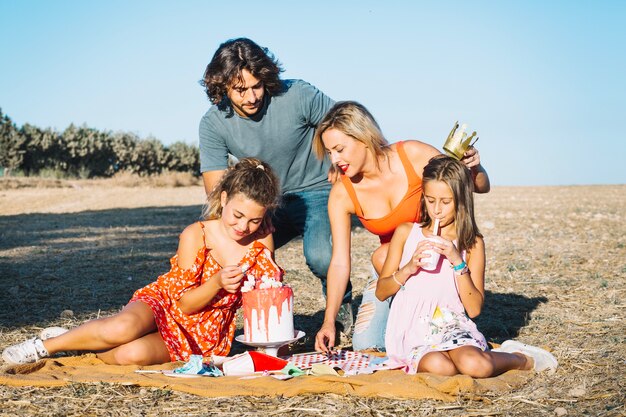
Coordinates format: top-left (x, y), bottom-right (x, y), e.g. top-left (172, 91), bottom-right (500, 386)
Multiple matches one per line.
top-left (272, 189), bottom-right (352, 304)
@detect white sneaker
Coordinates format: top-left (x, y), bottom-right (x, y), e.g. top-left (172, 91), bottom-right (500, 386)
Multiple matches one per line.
top-left (497, 340), bottom-right (558, 374)
top-left (40, 326), bottom-right (69, 340)
top-left (2, 338), bottom-right (49, 365)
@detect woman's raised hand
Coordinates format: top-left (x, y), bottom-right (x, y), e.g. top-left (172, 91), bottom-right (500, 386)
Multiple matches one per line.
top-left (216, 265), bottom-right (245, 293)
top-left (461, 146), bottom-right (481, 169)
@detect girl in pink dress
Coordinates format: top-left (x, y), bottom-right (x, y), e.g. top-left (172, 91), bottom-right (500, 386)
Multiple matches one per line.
top-left (3, 158), bottom-right (283, 366)
top-left (376, 156), bottom-right (557, 377)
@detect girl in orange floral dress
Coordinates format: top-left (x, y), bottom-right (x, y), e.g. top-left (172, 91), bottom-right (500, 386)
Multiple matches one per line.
top-left (3, 158), bottom-right (283, 366)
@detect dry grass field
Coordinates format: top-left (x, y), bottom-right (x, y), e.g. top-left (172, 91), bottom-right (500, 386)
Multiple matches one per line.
top-left (0, 177), bottom-right (624, 416)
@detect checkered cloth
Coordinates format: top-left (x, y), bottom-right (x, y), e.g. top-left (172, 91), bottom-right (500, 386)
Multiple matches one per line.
top-left (286, 350), bottom-right (374, 375)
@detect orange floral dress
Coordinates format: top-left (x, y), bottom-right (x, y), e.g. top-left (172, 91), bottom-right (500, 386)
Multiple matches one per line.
top-left (130, 222), bottom-right (283, 361)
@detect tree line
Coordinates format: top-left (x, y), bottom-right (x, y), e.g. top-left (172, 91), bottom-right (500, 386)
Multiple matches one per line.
top-left (0, 108), bottom-right (200, 178)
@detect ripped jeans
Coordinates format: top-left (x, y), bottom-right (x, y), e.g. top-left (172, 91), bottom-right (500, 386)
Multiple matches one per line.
top-left (351, 267), bottom-right (391, 351)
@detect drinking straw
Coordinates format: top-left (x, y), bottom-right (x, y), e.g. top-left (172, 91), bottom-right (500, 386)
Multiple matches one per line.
top-left (433, 218), bottom-right (440, 236)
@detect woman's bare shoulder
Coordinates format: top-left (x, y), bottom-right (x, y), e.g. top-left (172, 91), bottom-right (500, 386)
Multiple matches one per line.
top-left (393, 140), bottom-right (441, 174)
top-left (329, 179), bottom-right (356, 214)
top-left (398, 140), bottom-right (440, 158)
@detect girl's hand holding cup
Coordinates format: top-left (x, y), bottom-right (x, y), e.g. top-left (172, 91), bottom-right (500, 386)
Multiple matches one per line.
top-left (216, 265), bottom-right (245, 293)
top-left (428, 237), bottom-right (463, 267)
top-left (405, 239), bottom-right (435, 274)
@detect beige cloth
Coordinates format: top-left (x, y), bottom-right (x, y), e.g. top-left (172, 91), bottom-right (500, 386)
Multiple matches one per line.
top-left (0, 354), bottom-right (530, 400)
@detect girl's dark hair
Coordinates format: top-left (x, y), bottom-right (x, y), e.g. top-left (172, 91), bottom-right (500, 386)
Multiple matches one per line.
top-left (201, 38), bottom-right (284, 109)
top-left (419, 155), bottom-right (481, 253)
top-left (202, 158), bottom-right (281, 220)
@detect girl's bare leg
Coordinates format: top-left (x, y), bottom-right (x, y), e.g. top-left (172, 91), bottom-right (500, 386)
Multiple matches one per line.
top-left (97, 331), bottom-right (171, 365)
top-left (448, 345), bottom-right (530, 378)
top-left (42, 301), bottom-right (158, 355)
top-left (418, 351), bottom-right (459, 376)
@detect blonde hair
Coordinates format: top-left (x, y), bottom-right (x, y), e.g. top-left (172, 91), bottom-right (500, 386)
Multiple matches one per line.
top-left (313, 101), bottom-right (391, 169)
top-left (202, 158), bottom-right (281, 220)
top-left (419, 155), bottom-right (481, 253)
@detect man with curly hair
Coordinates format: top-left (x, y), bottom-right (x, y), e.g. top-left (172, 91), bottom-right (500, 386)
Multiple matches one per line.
top-left (198, 38), bottom-right (353, 335)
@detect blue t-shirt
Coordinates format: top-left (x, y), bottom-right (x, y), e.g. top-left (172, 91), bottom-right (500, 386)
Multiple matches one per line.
top-left (199, 79), bottom-right (334, 193)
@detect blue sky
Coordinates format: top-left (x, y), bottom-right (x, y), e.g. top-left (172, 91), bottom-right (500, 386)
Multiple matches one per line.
top-left (1, 0), bottom-right (624, 185)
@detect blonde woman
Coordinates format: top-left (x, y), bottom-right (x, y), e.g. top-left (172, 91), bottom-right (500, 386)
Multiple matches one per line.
top-left (312, 101), bottom-right (490, 352)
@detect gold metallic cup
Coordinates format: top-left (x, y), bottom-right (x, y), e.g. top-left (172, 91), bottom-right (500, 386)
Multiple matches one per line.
top-left (443, 121), bottom-right (478, 160)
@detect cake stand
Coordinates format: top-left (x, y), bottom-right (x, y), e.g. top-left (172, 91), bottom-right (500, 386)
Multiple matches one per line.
top-left (235, 330), bottom-right (305, 357)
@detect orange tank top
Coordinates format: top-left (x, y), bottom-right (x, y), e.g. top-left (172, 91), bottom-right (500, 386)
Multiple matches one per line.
top-left (340, 141), bottom-right (423, 244)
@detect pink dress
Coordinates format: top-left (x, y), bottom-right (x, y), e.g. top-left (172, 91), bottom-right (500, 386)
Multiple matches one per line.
top-left (384, 224), bottom-right (487, 374)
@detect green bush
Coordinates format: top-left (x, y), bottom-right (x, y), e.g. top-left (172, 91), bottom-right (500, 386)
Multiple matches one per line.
top-left (0, 109), bottom-right (200, 178)
top-left (128, 138), bottom-right (168, 175)
top-left (167, 141), bottom-right (200, 174)
top-left (19, 124), bottom-right (64, 175)
top-left (0, 109), bottom-right (26, 175)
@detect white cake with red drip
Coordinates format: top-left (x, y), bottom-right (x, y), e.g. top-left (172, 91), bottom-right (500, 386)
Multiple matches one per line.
top-left (241, 275), bottom-right (294, 343)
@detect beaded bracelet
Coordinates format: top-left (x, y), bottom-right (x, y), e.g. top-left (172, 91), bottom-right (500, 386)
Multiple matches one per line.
top-left (392, 271), bottom-right (405, 291)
